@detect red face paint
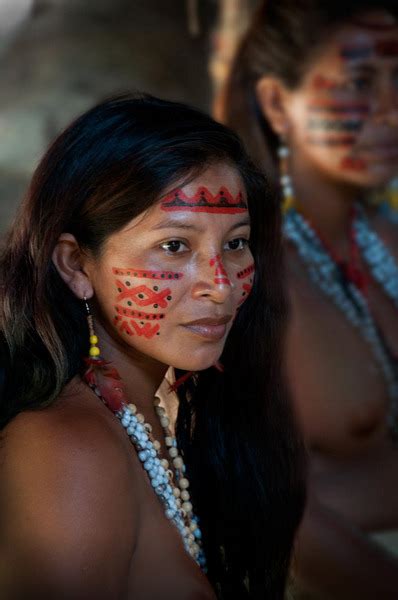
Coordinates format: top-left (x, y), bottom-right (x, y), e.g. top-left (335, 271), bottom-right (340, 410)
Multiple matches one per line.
top-left (307, 101), bottom-right (370, 115)
top-left (305, 135), bottom-right (357, 147)
top-left (161, 186), bottom-right (247, 213)
top-left (312, 75), bottom-right (343, 92)
top-left (112, 267), bottom-right (183, 280)
top-left (236, 263), bottom-right (255, 279)
top-left (209, 254), bottom-right (231, 285)
top-left (340, 156), bottom-right (368, 171)
top-left (112, 267), bottom-right (181, 339)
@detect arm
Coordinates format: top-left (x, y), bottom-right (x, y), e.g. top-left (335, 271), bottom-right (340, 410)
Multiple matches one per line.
top-left (0, 405), bottom-right (137, 599)
top-left (292, 489), bottom-right (398, 600)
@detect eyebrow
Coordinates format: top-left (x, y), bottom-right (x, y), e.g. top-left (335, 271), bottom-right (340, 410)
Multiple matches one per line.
top-left (152, 217), bottom-right (251, 232)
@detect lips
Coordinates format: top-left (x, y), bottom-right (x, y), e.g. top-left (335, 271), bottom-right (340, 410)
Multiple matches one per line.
top-left (182, 315), bottom-right (232, 340)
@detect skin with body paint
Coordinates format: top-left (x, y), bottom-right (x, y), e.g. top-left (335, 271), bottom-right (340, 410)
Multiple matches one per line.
top-left (252, 9), bottom-right (398, 598)
top-left (276, 15), bottom-right (398, 186)
top-left (84, 163), bottom-right (254, 373)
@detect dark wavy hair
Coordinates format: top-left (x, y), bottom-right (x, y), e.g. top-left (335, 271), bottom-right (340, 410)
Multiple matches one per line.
top-left (0, 93), bottom-right (305, 598)
top-left (219, 0), bottom-right (398, 183)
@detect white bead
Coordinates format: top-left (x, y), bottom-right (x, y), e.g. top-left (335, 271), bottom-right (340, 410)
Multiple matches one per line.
top-left (136, 413), bottom-right (145, 423)
top-left (165, 436), bottom-right (174, 447)
top-left (182, 501), bottom-right (193, 513)
top-left (169, 447), bottom-right (178, 458)
top-left (127, 403), bottom-right (137, 414)
top-left (160, 416), bottom-right (170, 428)
top-left (161, 458), bottom-right (169, 469)
top-left (181, 490), bottom-right (190, 501)
top-left (173, 487), bottom-right (181, 498)
top-left (173, 457), bottom-right (183, 469)
top-left (153, 397), bottom-right (161, 406)
top-left (179, 478), bottom-right (189, 490)
top-left (155, 406), bottom-right (165, 416)
top-left (190, 522), bottom-right (197, 532)
top-left (153, 440), bottom-right (161, 451)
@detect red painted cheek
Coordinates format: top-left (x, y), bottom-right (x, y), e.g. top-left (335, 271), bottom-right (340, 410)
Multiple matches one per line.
top-left (340, 156), bottom-right (368, 171)
top-left (209, 254), bottom-right (231, 285)
top-left (111, 267), bottom-right (183, 339)
top-left (236, 263), bottom-right (255, 306)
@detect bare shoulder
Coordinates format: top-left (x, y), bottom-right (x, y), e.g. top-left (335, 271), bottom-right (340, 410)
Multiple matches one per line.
top-left (0, 378), bottom-right (138, 598)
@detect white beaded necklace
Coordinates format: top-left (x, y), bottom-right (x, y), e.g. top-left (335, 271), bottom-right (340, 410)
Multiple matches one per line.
top-left (85, 371), bottom-right (207, 570)
top-left (284, 206), bottom-right (398, 438)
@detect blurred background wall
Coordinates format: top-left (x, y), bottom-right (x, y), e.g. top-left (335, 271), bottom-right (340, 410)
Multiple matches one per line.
top-left (0, 0), bottom-right (257, 233)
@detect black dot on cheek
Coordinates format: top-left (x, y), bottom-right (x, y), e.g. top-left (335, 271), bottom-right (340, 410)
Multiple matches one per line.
top-left (156, 332), bottom-right (160, 336)
top-left (126, 281), bottom-right (131, 286)
top-left (161, 274), bottom-right (165, 278)
top-left (140, 322), bottom-right (144, 325)
top-left (154, 304), bottom-right (158, 308)
top-left (127, 301), bottom-right (132, 306)
top-left (138, 294), bottom-right (144, 299)
top-left (117, 288), bottom-right (122, 293)
top-left (153, 286), bottom-right (159, 291)
top-left (167, 296), bottom-right (172, 301)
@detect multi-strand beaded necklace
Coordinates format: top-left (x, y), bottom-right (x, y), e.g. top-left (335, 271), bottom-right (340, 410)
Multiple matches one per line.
top-left (83, 356), bottom-right (206, 570)
top-left (284, 204), bottom-right (398, 438)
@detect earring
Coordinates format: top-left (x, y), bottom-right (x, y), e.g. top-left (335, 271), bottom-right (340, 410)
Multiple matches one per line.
top-left (84, 296), bottom-right (101, 358)
top-left (277, 141), bottom-right (295, 213)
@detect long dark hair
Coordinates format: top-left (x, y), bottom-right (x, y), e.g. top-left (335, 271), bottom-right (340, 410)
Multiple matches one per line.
top-left (0, 93), bottom-right (305, 598)
top-left (220, 0), bottom-right (398, 183)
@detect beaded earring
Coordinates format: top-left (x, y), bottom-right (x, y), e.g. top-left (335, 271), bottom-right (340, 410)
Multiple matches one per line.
top-left (277, 141), bottom-right (295, 213)
top-left (84, 296), bottom-right (101, 358)
top-left (82, 296), bottom-right (124, 412)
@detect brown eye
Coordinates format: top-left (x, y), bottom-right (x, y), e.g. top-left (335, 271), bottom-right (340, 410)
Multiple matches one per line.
top-left (160, 240), bottom-right (187, 253)
top-left (225, 238), bottom-right (248, 251)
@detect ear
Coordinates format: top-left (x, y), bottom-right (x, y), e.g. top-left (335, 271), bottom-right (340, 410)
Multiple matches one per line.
top-left (52, 233), bottom-right (94, 300)
top-left (256, 76), bottom-right (290, 136)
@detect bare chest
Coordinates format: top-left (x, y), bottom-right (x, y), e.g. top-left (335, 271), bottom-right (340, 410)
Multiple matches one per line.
top-left (286, 258), bottom-right (398, 452)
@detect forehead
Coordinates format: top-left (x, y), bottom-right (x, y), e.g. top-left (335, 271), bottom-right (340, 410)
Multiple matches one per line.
top-left (308, 13), bottom-right (398, 70)
top-left (116, 163), bottom-right (248, 239)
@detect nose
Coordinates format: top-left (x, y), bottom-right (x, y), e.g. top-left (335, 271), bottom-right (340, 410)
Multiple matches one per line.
top-left (191, 253), bottom-right (234, 303)
top-left (372, 74), bottom-right (398, 126)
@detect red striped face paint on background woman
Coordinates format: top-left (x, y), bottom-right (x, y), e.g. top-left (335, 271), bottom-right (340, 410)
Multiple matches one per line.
top-left (84, 163), bottom-right (254, 372)
top-left (278, 13), bottom-right (398, 187)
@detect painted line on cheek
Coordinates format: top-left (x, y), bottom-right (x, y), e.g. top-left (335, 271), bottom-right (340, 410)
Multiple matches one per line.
top-left (340, 156), bottom-right (368, 171)
top-left (161, 186), bottom-right (248, 213)
top-left (115, 280), bottom-right (172, 308)
top-left (112, 267), bottom-right (183, 280)
top-left (307, 102), bottom-right (370, 115)
top-left (236, 263), bottom-right (255, 279)
top-left (118, 319), bottom-right (160, 339)
top-left (209, 254), bottom-right (231, 285)
top-left (311, 75), bottom-right (343, 91)
top-left (305, 135), bottom-right (357, 147)
top-left (114, 305), bottom-right (165, 320)
top-left (307, 118), bottom-right (364, 133)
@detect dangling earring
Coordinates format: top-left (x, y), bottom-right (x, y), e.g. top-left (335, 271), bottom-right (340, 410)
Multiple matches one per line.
top-left (82, 296), bottom-right (124, 412)
top-left (277, 140), bottom-right (295, 213)
top-left (84, 296), bottom-right (101, 358)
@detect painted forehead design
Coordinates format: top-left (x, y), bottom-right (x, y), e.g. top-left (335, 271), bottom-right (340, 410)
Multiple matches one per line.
top-left (161, 186), bottom-right (248, 214)
top-left (340, 39), bottom-right (398, 60)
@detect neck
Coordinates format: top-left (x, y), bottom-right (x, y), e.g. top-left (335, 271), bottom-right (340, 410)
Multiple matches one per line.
top-left (290, 154), bottom-right (362, 256)
top-left (92, 318), bottom-right (169, 412)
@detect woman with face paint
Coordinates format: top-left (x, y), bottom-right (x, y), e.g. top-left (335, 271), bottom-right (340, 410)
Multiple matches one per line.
top-left (220, 0), bottom-right (398, 598)
top-left (0, 94), bottom-right (305, 599)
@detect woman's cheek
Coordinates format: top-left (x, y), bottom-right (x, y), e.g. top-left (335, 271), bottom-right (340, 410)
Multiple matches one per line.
top-left (111, 266), bottom-right (184, 340)
top-left (234, 262), bottom-right (255, 307)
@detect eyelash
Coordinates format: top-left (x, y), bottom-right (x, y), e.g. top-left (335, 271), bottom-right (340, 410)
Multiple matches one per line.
top-left (159, 237), bottom-right (250, 255)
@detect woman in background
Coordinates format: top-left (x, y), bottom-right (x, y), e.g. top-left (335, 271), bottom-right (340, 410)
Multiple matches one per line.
top-left (0, 93), bottom-right (304, 598)
top-left (221, 1), bottom-right (398, 598)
